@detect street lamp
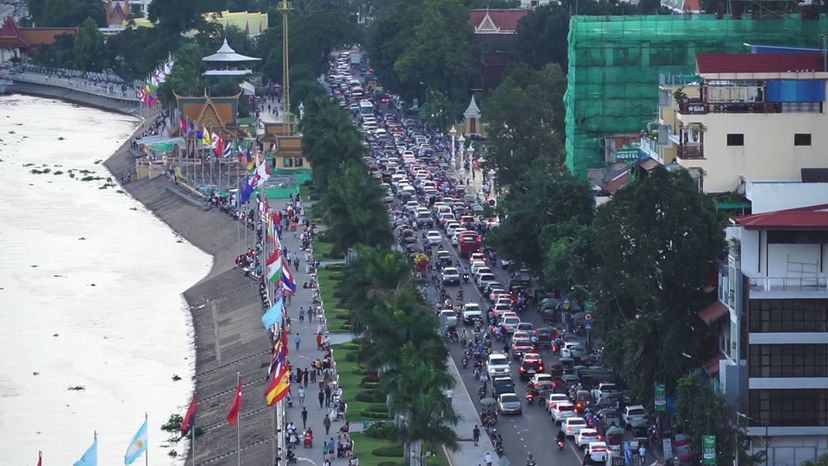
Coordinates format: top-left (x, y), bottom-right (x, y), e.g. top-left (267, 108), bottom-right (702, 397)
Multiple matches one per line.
top-left (737, 412), bottom-right (769, 466)
top-left (298, 101), bottom-right (304, 120)
top-left (449, 126), bottom-right (457, 169)
top-left (457, 134), bottom-right (465, 172)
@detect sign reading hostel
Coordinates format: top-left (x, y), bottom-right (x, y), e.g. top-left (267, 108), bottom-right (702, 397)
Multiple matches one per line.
top-left (615, 148), bottom-right (641, 161)
top-left (654, 383), bottom-right (666, 412)
top-left (703, 435), bottom-right (716, 465)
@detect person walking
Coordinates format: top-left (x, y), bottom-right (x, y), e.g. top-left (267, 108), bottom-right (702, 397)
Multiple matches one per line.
top-left (483, 452), bottom-right (493, 466)
top-left (298, 386), bottom-right (306, 406)
top-left (323, 413), bottom-right (332, 435)
top-left (303, 368), bottom-right (309, 387)
top-left (322, 440), bottom-right (328, 461)
top-left (327, 438), bottom-right (335, 458)
top-left (472, 425), bottom-right (481, 446)
top-left (318, 389), bottom-right (325, 408)
top-left (295, 332), bottom-right (301, 350)
top-left (301, 406), bottom-right (308, 429)
top-left (299, 307), bottom-right (305, 323)
top-left (324, 385), bottom-right (332, 407)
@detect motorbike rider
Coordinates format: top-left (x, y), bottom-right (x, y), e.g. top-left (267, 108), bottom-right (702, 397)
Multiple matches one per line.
top-left (526, 454), bottom-right (536, 466)
top-left (556, 429), bottom-right (566, 444)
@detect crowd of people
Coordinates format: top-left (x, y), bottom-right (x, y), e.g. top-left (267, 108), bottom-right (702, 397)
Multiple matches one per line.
top-left (14, 65), bottom-right (142, 98)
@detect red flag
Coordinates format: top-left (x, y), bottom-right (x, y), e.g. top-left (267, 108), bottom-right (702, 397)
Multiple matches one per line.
top-left (180, 397), bottom-right (197, 438)
top-left (281, 328), bottom-right (289, 357)
top-left (36, 451), bottom-right (42, 466)
top-left (226, 379), bottom-right (242, 426)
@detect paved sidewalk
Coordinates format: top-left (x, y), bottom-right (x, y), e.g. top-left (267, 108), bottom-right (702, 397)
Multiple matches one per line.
top-left (275, 198), bottom-right (354, 465)
top-left (444, 355), bottom-right (497, 466)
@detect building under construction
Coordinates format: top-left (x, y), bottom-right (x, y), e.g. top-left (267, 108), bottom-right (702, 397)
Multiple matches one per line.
top-left (564, 14), bottom-right (828, 178)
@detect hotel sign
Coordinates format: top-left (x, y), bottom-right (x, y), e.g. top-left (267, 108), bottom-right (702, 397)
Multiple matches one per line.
top-left (615, 148), bottom-right (641, 161)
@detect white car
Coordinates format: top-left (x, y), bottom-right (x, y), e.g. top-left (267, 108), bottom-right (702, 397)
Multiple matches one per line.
top-left (462, 302), bottom-right (482, 324)
top-left (575, 428), bottom-right (601, 448)
top-left (546, 393), bottom-right (570, 413)
top-left (445, 222), bottom-right (462, 237)
top-left (623, 405), bottom-right (647, 429)
top-left (584, 442), bottom-right (610, 464)
top-left (441, 267), bottom-right (460, 285)
top-left (561, 342), bottom-right (585, 359)
top-left (500, 315), bottom-right (521, 334)
top-left (551, 402), bottom-right (576, 423)
top-left (425, 230), bottom-right (442, 246)
top-left (562, 417), bottom-right (587, 437)
top-left (486, 353), bottom-right (510, 378)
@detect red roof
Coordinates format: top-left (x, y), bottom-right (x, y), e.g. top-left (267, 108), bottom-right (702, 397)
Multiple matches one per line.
top-left (0, 16), bottom-right (28, 48)
top-left (696, 53), bottom-right (825, 74)
top-left (468, 9), bottom-right (528, 34)
top-left (698, 301), bottom-right (728, 325)
top-left (736, 203), bottom-right (828, 230)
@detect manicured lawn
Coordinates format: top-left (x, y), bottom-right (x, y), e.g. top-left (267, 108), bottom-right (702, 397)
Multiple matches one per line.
top-left (317, 266), bottom-right (350, 332)
top-left (314, 239), bottom-right (336, 259)
top-left (349, 433), bottom-right (403, 466)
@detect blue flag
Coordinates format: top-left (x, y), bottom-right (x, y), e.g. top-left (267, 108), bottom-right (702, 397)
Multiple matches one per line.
top-left (124, 419), bottom-right (148, 465)
top-left (239, 178), bottom-right (254, 205)
top-left (262, 297), bottom-right (283, 330)
top-left (74, 438), bottom-right (97, 466)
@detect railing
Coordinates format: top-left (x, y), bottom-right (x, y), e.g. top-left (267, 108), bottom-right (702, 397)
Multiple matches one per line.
top-left (677, 143), bottom-right (703, 159)
top-left (9, 70), bottom-right (140, 103)
top-left (679, 101), bottom-right (782, 115)
top-left (747, 275), bottom-right (828, 293)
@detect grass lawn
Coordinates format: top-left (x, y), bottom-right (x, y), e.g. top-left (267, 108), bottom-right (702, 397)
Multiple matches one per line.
top-left (299, 183), bottom-right (314, 202)
top-left (314, 239), bottom-right (337, 259)
top-left (349, 433), bottom-right (402, 466)
top-left (317, 266), bottom-right (350, 332)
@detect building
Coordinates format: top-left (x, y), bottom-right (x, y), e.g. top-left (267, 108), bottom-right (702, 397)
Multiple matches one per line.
top-left (0, 16), bottom-right (76, 63)
top-left (467, 9), bottom-right (528, 93)
top-left (105, 1), bottom-right (130, 28)
top-left (718, 194), bottom-right (828, 465)
top-left (202, 38), bottom-right (260, 80)
top-left (132, 10), bottom-right (268, 37)
top-left (661, 0), bottom-right (702, 13)
top-left (669, 53), bottom-right (828, 194)
top-left (564, 14), bottom-right (828, 178)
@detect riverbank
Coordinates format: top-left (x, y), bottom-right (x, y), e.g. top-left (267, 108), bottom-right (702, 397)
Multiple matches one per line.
top-left (102, 125), bottom-right (278, 463)
top-left (9, 81), bottom-right (142, 116)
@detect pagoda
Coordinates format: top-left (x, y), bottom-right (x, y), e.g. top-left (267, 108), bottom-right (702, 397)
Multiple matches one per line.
top-left (201, 38), bottom-right (260, 80)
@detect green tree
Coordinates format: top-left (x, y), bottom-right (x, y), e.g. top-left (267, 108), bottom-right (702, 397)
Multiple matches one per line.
top-left (300, 97), bottom-right (364, 187)
top-left (541, 219), bottom-right (595, 290)
top-left (488, 165), bottom-right (594, 274)
top-left (72, 18), bottom-right (105, 71)
top-left (148, 0), bottom-right (205, 36)
top-left (802, 453), bottom-right (828, 466)
top-left (393, 0), bottom-right (474, 106)
top-left (675, 372), bottom-right (738, 466)
top-left (515, 3), bottom-right (570, 69)
top-left (365, 0), bottom-right (421, 97)
top-left (419, 89), bottom-right (453, 132)
top-left (593, 167), bottom-right (725, 406)
top-left (26, 0), bottom-right (46, 24)
top-left (481, 62), bottom-right (566, 184)
top-left (157, 41), bottom-right (204, 107)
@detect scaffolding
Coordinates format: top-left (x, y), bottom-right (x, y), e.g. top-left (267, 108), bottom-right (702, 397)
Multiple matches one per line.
top-left (564, 14), bottom-right (828, 177)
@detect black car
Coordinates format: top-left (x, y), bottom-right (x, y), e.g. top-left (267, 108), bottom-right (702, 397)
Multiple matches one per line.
top-left (491, 376), bottom-right (515, 397)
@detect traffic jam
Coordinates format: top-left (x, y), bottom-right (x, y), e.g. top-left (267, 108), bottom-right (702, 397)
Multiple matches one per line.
top-left (325, 51), bottom-right (665, 466)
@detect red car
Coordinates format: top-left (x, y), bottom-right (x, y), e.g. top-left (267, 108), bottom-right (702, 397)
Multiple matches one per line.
top-left (459, 234), bottom-right (481, 257)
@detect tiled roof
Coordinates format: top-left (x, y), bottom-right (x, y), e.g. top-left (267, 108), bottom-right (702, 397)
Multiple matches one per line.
top-left (696, 53), bottom-right (825, 74)
top-left (468, 9), bottom-right (528, 34)
top-left (0, 16), bottom-right (28, 48)
top-left (736, 203), bottom-right (828, 230)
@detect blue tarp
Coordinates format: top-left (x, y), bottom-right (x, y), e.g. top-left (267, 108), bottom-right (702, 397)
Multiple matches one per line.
top-left (766, 79), bottom-right (825, 102)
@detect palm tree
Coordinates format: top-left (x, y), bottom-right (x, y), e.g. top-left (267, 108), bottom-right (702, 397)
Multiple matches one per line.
top-left (339, 247), bottom-right (412, 332)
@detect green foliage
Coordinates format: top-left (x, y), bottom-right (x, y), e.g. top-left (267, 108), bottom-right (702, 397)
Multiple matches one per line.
top-left (32, 0), bottom-right (105, 27)
top-left (802, 453), bottom-right (828, 466)
top-left (157, 41), bottom-right (205, 107)
top-left (488, 166), bottom-right (594, 275)
top-left (541, 219), bottom-right (595, 290)
top-left (161, 413), bottom-right (184, 433)
top-left (675, 372), bottom-right (738, 466)
top-left (373, 445), bottom-right (405, 457)
top-left (365, 0), bottom-right (420, 97)
top-left (105, 27), bottom-right (177, 80)
top-left (593, 167), bottom-right (725, 406)
top-left (419, 90), bottom-right (454, 132)
top-left (515, 3), bottom-right (570, 69)
top-left (481, 62), bottom-right (566, 184)
top-left (72, 18), bottom-right (105, 71)
top-left (148, 0), bottom-right (206, 36)
top-left (30, 34), bottom-right (76, 69)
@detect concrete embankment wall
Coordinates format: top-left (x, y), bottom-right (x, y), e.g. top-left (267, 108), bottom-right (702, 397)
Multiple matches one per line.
top-left (9, 81), bottom-right (142, 116)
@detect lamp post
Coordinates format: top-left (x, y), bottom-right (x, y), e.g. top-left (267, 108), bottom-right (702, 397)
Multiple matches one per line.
top-left (737, 412), bottom-right (768, 466)
top-left (449, 126), bottom-right (457, 169)
top-left (457, 134), bottom-right (465, 172)
top-left (298, 101), bottom-right (304, 120)
top-left (465, 142), bottom-right (474, 184)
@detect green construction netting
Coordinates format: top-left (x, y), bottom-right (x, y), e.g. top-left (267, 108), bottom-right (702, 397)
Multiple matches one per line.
top-left (564, 14), bottom-right (828, 177)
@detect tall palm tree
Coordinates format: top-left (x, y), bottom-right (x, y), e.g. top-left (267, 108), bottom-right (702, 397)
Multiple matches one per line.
top-left (339, 247), bottom-right (412, 332)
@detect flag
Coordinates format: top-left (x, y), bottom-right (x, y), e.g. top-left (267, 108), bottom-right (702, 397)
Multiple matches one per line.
top-left (249, 161), bottom-right (271, 189)
top-left (178, 116), bottom-right (187, 132)
top-left (124, 419), bottom-right (148, 465)
top-left (37, 451), bottom-right (42, 466)
top-left (268, 338), bottom-right (287, 376)
top-left (237, 142), bottom-right (245, 162)
top-left (213, 134), bottom-right (224, 157)
top-left (264, 363), bottom-right (290, 406)
top-left (211, 131), bottom-right (220, 150)
top-left (73, 438), bottom-right (97, 466)
top-left (226, 379), bottom-right (242, 426)
top-left (180, 397), bottom-right (197, 439)
top-left (223, 140), bottom-right (233, 159)
top-left (239, 177), bottom-right (254, 205)
top-left (187, 120), bottom-right (194, 138)
top-left (281, 326), bottom-right (289, 357)
top-left (261, 297), bottom-right (283, 330)
top-left (202, 130), bottom-right (212, 146)
top-left (266, 250), bottom-right (280, 283)
top-left (280, 258), bottom-right (296, 294)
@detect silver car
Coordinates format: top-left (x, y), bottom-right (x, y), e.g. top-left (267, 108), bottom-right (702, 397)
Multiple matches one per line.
top-left (497, 393), bottom-right (522, 415)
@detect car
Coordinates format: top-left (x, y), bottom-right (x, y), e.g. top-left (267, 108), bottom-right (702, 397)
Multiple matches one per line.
top-left (491, 302), bottom-right (512, 318)
top-left (488, 287), bottom-right (507, 303)
top-left (425, 230), bottom-right (442, 246)
top-left (546, 393), bottom-right (571, 413)
top-left (529, 373), bottom-right (553, 389)
top-left (497, 393), bottom-right (522, 415)
top-left (462, 302), bottom-right (482, 324)
top-left (563, 417), bottom-right (587, 437)
top-left (519, 357), bottom-right (544, 380)
top-left (486, 353), bottom-right (510, 378)
top-left (491, 376), bottom-right (515, 397)
top-left (416, 212), bottom-right (434, 227)
top-left (470, 252), bottom-right (486, 263)
top-left (551, 402), bottom-right (576, 423)
top-left (575, 428), bottom-right (601, 448)
top-left (512, 338), bottom-right (535, 360)
top-left (441, 267), bottom-right (460, 285)
top-left (597, 409), bottom-right (622, 429)
top-left (436, 249), bottom-right (452, 267)
top-left (470, 261), bottom-right (488, 275)
top-left (623, 405), bottom-right (647, 429)
top-left (561, 342), bottom-right (586, 359)
top-left (445, 222), bottom-right (462, 237)
top-left (476, 273), bottom-right (497, 291)
top-left (583, 442), bottom-right (610, 464)
top-left (501, 315), bottom-right (521, 334)
top-left (515, 322), bottom-right (536, 336)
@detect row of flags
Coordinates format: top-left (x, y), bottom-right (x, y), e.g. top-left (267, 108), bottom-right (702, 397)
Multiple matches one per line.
top-left (177, 115), bottom-right (260, 166)
top-left (136, 54), bottom-right (175, 107)
top-left (68, 417), bottom-right (148, 466)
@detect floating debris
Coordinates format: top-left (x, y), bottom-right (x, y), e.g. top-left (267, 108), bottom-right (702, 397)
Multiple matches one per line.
top-left (32, 372), bottom-right (39, 376)
top-left (78, 237), bottom-right (86, 240)
top-left (31, 265), bottom-right (38, 268)
top-left (172, 374), bottom-right (182, 381)
top-left (58, 137), bottom-right (64, 140)
top-left (67, 386), bottom-right (85, 391)
top-left (53, 171), bottom-right (63, 175)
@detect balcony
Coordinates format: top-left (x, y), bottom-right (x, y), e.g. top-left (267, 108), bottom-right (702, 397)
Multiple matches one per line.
top-left (677, 143), bottom-right (703, 159)
top-left (679, 101), bottom-right (783, 115)
top-left (747, 275), bottom-right (828, 298)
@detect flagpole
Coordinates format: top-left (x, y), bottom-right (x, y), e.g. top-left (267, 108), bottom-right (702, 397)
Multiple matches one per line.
top-left (192, 415), bottom-right (196, 466)
top-left (145, 412), bottom-right (149, 466)
top-left (236, 372), bottom-right (241, 466)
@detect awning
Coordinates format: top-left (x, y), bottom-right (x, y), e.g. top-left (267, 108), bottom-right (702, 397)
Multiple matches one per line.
top-left (134, 135), bottom-right (186, 146)
top-left (702, 353), bottom-right (725, 376)
top-left (239, 81), bottom-right (256, 96)
top-left (698, 301), bottom-right (728, 325)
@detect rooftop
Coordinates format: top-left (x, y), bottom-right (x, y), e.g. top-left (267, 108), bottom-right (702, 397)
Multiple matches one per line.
top-left (201, 38), bottom-right (260, 63)
top-left (736, 203), bottom-right (828, 230)
top-left (696, 53), bottom-right (825, 74)
top-left (468, 9), bottom-right (528, 34)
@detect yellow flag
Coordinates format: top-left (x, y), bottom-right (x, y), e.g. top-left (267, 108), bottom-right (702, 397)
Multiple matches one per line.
top-left (202, 129), bottom-right (211, 146)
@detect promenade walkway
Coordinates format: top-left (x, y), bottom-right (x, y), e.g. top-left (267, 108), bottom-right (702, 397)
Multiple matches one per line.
top-left (10, 70), bottom-right (141, 103)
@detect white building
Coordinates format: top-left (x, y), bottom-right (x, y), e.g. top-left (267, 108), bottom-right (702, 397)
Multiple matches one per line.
top-left (717, 183), bottom-right (828, 465)
top-left (669, 53), bottom-right (828, 194)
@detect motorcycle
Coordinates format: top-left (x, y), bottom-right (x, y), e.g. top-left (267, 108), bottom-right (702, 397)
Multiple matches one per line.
top-left (461, 356), bottom-right (469, 369)
top-left (495, 439), bottom-right (504, 456)
top-left (462, 272), bottom-right (470, 283)
top-left (557, 440), bottom-right (565, 451)
top-left (526, 392), bottom-right (535, 406)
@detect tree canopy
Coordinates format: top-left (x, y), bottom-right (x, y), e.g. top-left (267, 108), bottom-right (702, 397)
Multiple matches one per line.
top-left (71, 18), bottom-right (105, 71)
top-left (27, 0), bottom-right (105, 27)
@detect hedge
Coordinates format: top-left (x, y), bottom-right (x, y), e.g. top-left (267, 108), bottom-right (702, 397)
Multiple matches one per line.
top-left (373, 446), bottom-right (405, 457)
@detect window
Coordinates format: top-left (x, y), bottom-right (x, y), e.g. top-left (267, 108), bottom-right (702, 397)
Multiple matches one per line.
top-left (727, 133), bottom-right (744, 146)
top-left (748, 344), bottom-right (828, 377)
top-left (795, 133), bottom-right (812, 146)
top-left (294, 157), bottom-right (304, 167)
top-left (748, 389), bottom-right (828, 426)
top-left (748, 299), bottom-right (828, 332)
top-left (282, 157), bottom-right (293, 168)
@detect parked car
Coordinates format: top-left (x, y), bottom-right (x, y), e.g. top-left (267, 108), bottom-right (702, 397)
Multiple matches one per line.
top-left (623, 405), bottom-right (647, 429)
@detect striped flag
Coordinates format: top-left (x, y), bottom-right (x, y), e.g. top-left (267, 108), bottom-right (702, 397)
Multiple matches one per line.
top-left (266, 250), bottom-right (280, 283)
top-left (264, 363), bottom-right (290, 406)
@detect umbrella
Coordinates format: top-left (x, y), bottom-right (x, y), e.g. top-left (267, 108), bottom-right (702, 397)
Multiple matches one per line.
top-left (472, 204), bottom-right (484, 213)
top-left (480, 397), bottom-right (496, 406)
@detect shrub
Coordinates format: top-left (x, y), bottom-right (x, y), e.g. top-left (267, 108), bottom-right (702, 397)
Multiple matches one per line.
top-left (355, 390), bottom-right (385, 403)
top-left (361, 410), bottom-right (390, 419)
top-left (360, 381), bottom-right (379, 389)
top-left (373, 445), bottom-right (404, 457)
top-left (344, 352), bottom-right (358, 362)
top-left (326, 263), bottom-right (346, 271)
top-left (378, 462), bottom-right (403, 466)
top-left (361, 375), bottom-right (380, 383)
top-left (365, 422), bottom-right (398, 440)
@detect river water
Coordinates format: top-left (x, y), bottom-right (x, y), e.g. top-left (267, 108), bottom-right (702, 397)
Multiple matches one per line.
top-left (0, 95), bottom-right (211, 466)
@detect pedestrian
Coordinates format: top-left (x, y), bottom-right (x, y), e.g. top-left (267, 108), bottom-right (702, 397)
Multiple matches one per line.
top-left (322, 440), bottom-right (328, 460)
top-left (308, 306), bottom-right (314, 323)
top-left (328, 438), bottom-right (335, 458)
top-left (318, 389), bottom-right (325, 408)
top-left (483, 452), bottom-right (493, 466)
top-left (316, 331), bottom-right (322, 349)
top-left (295, 332), bottom-right (301, 350)
top-left (299, 307), bottom-right (305, 323)
top-left (323, 413), bottom-right (332, 435)
top-left (472, 425), bottom-right (480, 446)
top-left (298, 386), bottom-right (306, 406)
top-left (324, 385), bottom-right (332, 407)
top-left (303, 368), bottom-right (309, 387)
top-left (295, 255), bottom-right (300, 272)
top-left (301, 406), bottom-right (308, 428)
top-left (638, 443), bottom-right (646, 463)
top-left (310, 367), bottom-right (317, 383)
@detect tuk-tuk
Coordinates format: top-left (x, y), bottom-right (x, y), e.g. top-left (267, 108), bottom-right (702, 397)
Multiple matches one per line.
top-left (535, 327), bottom-right (557, 348)
top-left (605, 426), bottom-right (625, 447)
top-left (480, 397), bottom-right (497, 427)
top-left (575, 389), bottom-right (592, 413)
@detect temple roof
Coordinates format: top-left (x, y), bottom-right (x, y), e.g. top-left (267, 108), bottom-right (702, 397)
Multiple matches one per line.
top-left (202, 38), bottom-right (260, 63)
top-left (464, 95), bottom-right (480, 117)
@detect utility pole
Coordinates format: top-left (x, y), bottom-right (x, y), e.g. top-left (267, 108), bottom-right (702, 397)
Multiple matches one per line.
top-left (279, 0), bottom-right (292, 136)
